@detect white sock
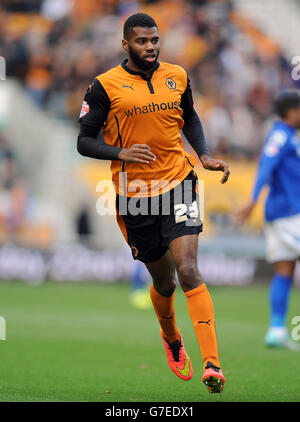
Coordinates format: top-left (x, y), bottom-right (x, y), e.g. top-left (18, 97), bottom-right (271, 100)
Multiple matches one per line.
top-left (269, 326), bottom-right (287, 337)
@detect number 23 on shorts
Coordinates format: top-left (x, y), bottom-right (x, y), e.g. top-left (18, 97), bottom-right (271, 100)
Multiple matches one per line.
top-left (174, 201), bottom-right (199, 224)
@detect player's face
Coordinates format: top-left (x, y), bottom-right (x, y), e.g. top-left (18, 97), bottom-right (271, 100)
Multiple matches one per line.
top-left (123, 27), bottom-right (160, 71)
top-left (288, 106), bottom-right (300, 128)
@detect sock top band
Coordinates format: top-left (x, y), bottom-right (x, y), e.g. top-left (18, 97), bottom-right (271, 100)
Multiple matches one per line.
top-left (185, 283), bottom-right (206, 297)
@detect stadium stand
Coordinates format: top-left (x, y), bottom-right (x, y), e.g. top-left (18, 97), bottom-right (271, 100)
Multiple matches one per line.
top-left (234, 0), bottom-right (300, 58)
top-left (1, 0), bottom-right (299, 158)
top-left (0, 0), bottom-right (300, 282)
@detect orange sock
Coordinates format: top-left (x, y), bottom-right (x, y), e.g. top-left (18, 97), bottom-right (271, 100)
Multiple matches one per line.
top-left (150, 284), bottom-right (181, 343)
top-left (185, 283), bottom-right (220, 369)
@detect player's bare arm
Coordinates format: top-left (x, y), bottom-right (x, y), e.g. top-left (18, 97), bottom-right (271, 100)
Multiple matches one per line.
top-left (235, 200), bottom-right (256, 224)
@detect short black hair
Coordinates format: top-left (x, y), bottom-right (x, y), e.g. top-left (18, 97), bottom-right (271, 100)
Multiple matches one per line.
top-left (274, 90), bottom-right (300, 118)
top-left (123, 13), bottom-right (157, 39)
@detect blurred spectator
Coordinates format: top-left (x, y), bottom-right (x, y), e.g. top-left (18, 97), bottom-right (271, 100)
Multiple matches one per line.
top-left (1, 0), bottom-right (42, 13)
top-left (0, 135), bottom-right (27, 239)
top-left (75, 205), bottom-right (93, 247)
top-left (41, 0), bottom-right (73, 21)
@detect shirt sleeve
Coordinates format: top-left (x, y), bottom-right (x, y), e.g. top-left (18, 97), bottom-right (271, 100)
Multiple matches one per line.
top-left (77, 125), bottom-right (122, 160)
top-left (181, 77), bottom-right (210, 158)
top-left (252, 130), bottom-right (289, 201)
top-left (77, 79), bottom-right (122, 161)
top-left (78, 78), bottom-right (110, 129)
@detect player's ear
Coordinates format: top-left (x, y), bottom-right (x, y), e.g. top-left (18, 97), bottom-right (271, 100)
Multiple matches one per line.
top-left (122, 38), bottom-right (128, 53)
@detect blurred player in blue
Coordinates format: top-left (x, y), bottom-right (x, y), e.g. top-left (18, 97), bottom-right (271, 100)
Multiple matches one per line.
top-left (238, 91), bottom-right (300, 350)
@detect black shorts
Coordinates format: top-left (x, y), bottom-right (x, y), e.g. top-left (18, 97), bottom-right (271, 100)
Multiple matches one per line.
top-left (116, 170), bottom-right (203, 263)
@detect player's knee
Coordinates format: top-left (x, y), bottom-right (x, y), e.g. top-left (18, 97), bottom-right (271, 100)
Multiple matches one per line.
top-left (177, 262), bottom-right (199, 281)
top-left (275, 260), bottom-right (296, 278)
top-left (152, 277), bottom-right (176, 297)
top-left (177, 262), bottom-right (202, 291)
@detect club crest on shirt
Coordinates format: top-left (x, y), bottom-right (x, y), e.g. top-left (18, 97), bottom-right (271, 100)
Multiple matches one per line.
top-left (79, 101), bottom-right (89, 118)
top-left (165, 78), bottom-right (176, 90)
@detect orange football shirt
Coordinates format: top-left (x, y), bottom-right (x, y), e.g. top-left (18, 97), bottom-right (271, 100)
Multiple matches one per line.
top-left (96, 61), bottom-right (197, 197)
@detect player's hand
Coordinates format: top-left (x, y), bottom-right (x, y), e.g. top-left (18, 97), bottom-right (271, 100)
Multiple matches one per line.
top-left (235, 201), bottom-right (256, 224)
top-left (200, 155), bottom-right (230, 184)
top-left (118, 144), bottom-right (156, 164)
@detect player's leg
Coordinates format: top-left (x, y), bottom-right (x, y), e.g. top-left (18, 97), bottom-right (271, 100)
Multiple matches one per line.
top-left (264, 217), bottom-right (300, 350)
top-left (271, 260), bottom-right (295, 328)
top-left (168, 234), bottom-right (225, 392)
top-left (169, 234), bottom-right (220, 366)
top-left (146, 249), bottom-right (180, 342)
top-left (265, 259), bottom-right (299, 349)
top-left (145, 250), bottom-right (193, 380)
top-left (116, 193), bottom-right (192, 379)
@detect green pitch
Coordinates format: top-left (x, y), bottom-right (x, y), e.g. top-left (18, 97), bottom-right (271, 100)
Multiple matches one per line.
top-left (0, 280), bottom-right (300, 402)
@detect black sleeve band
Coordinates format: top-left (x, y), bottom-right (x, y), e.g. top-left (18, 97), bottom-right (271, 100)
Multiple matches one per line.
top-left (181, 77), bottom-right (210, 159)
top-left (77, 124), bottom-right (122, 161)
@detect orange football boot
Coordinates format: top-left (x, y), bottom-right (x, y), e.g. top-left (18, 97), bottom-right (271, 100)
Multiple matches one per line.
top-left (202, 361), bottom-right (225, 393)
top-left (160, 330), bottom-right (193, 381)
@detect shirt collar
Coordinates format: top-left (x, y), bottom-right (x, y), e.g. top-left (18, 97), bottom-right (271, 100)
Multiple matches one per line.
top-left (121, 59), bottom-right (160, 80)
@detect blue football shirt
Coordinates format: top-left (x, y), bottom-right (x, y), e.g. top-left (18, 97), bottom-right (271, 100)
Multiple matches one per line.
top-left (252, 120), bottom-right (300, 222)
